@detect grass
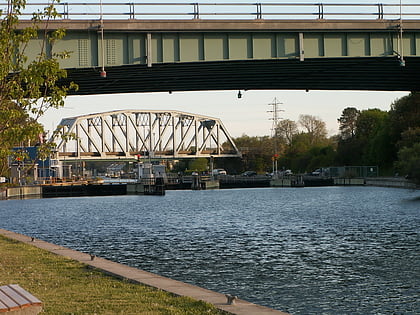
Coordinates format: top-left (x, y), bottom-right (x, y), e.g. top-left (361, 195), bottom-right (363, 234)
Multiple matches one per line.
top-left (0, 235), bottom-right (227, 315)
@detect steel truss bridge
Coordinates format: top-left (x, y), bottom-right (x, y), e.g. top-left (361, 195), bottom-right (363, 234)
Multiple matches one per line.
top-left (52, 110), bottom-right (240, 161)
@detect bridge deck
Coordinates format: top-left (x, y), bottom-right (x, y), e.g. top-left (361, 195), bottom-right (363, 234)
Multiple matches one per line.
top-left (14, 18), bottom-right (420, 93)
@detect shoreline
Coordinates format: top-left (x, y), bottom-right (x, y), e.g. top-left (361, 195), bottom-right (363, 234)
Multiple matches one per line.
top-left (1, 176), bottom-right (418, 200)
top-left (0, 228), bottom-right (288, 315)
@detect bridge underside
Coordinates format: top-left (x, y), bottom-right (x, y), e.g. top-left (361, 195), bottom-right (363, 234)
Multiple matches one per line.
top-left (63, 56), bottom-right (420, 94)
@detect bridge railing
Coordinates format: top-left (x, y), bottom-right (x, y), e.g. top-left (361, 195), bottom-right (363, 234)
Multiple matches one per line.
top-left (1, 2), bottom-right (419, 20)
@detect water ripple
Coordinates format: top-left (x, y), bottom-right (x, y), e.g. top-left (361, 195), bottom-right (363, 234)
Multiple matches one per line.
top-left (0, 186), bottom-right (419, 314)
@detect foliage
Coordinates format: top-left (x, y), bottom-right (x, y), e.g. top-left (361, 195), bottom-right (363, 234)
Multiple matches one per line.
top-left (388, 93), bottom-right (420, 183)
top-left (188, 157), bottom-right (208, 173)
top-left (356, 109), bottom-right (390, 164)
top-left (171, 158), bottom-right (211, 174)
top-left (389, 92), bottom-right (420, 140)
top-left (233, 135), bottom-right (273, 173)
top-left (214, 157), bottom-right (242, 175)
top-left (227, 92), bottom-right (420, 177)
top-left (395, 143), bottom-right (420, 185)
top-left (0, 0), bottom-right (76, 176)
top-left (275, 119), bottom-right (298, 146)
top-left (228, 92), bottom-right (419, 177)
top-left (0, 235), bottom-right (226, 314)
top-left (336, 108), bottom-right (393, 170)
top-left (283, 141), bottom-right (336, 173)
top-left (298, 114), bottom-right (328, 145)
top-left (171, 159), bottom-right (188, 174)
top-left (398, 127), bottom-right (420, 149)
top-left (337, 107), bottom-right (360, 140)
top-left (336, 136), bottom-right (363, 165)
top-left (233, 117), bottom-right (333, 174)
top-left (274, 115), bottom-right (331, 173)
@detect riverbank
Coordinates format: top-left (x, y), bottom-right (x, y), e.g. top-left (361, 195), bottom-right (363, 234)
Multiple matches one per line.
top-left (0, 233), bottom-right (225, 314)
top-left (0, 229), bottom-right (288, 315)
top-left (365, 177), bottom-right (418, 189)
top-left (1, 176), bottom-right (417, 200)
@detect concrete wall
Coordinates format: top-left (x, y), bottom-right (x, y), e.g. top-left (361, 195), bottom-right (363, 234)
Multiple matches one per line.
top-left (4, 186), bottom-right (42, 199)
top-left (334, 178), bottom-right (365, 186)
top-left (365, 177), bottom-right (418, 189)
top-left (270, 178), bottom-right (292, 187)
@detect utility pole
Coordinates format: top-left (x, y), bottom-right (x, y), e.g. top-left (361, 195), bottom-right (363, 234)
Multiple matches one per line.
top-left (268, 98), bottom-right (283, 177)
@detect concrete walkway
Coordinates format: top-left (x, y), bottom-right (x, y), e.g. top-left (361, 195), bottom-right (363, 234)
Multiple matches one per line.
top-left (0, 229), bottom-right (289, 315)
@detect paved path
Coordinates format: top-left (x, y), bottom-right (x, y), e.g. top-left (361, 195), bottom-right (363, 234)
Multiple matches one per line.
top-left (0, 229), bottom-right (289, 315)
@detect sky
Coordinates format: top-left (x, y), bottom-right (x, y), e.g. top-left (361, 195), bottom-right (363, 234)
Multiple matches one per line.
top-left (37, 0), bottom-right (416, 138)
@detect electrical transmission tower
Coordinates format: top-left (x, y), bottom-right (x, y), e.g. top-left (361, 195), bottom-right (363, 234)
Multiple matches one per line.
top-left (268, 98), bottom-right (284, 176)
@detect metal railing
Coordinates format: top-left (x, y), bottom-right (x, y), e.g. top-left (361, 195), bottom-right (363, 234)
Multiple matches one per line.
top-left (0, 2), bottom-right (419, 20)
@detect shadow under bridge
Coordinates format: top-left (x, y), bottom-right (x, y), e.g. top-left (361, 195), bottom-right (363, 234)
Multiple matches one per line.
top-left (52, 110), bottom-right (241, 161)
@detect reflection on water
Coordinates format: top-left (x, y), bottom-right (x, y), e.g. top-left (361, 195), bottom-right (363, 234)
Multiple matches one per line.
top-left (1, 186), bottom-right (419, 314)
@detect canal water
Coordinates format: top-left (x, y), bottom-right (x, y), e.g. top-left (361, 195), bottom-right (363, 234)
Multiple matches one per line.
top-left (0, 186), bottom-right (419, 314)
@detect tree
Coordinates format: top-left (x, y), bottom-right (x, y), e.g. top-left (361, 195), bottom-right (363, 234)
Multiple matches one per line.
top-left (233, 135), bottom-right (273, 172)
top-left (336, 108), bottom-right (391, 168)
top-left (356, 109), bottom-right (389, 162)
top-left (398, 127), bottom-right (420, 149)
top-left (390, 93), bottom-right (420, 182)
top-left (0, 0), bottom-right (76, 177)
top-left (275, 119), bottom-right (298, 146)
top-left (389, 92), bottom-right (420, 139)
top-left (338, 107), bottom-right (360, 140)
top-left (336, 136), bottom-right (363, 166)
top-left (355, 109), bottom-right (388, 139)
top-left (395, 143), bottom-right (420, 185)
top-left (188, 158), bottom-right (208, 173)
top-left (298, 114), bottom-right (327, 145)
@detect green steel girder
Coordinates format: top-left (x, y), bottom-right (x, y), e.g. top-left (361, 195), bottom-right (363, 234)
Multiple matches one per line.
top-left (17, 19), bottom-right (420, 92)
top-left (16, 19), bottom-right (420, 69)
top-left (50, 29), bottom-right (419, 69)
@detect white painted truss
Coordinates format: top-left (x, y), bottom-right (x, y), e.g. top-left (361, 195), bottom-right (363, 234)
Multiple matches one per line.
top-left (52, 110), bottom-right (240, 160)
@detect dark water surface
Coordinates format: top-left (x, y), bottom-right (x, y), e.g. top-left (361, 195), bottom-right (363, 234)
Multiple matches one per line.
top-left (1, 186), bottom-right (419, 314)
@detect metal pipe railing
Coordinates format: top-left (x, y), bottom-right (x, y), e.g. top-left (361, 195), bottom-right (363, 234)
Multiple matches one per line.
top-left (0, 2), bottom-right (419, 20)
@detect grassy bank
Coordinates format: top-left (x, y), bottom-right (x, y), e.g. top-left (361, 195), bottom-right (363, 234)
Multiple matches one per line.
top-left (0, 235), bottom-right (227, 314)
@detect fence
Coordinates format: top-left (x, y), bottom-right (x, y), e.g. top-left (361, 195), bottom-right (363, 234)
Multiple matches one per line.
top-left (0, 2), bottom-right (419, 20)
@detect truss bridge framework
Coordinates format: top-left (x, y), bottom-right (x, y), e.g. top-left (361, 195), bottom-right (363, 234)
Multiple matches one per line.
top-left (53, 110), bottom-right (240, 161)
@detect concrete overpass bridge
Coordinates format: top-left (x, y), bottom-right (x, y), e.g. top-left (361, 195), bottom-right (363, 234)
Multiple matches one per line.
top-left (10, 2), bottom-right (420, 93)
top-left (52, 110), bottom-right (240, 161)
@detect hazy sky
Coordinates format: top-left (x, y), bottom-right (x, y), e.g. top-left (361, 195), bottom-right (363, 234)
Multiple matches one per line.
top-left (38, 0), bottom-right (415, 138)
